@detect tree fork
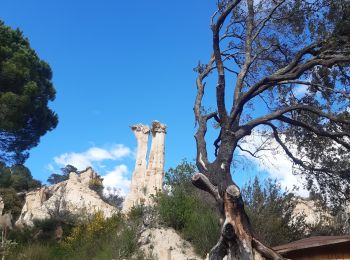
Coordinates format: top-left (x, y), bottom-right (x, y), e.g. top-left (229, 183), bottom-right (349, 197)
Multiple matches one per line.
top-left (193, 173), bottom-right (287, 260)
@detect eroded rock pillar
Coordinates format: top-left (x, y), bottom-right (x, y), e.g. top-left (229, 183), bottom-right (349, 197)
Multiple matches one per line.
top-left (145, 121), bottom-right (167, 198)
top-left (123, 124), bottom-right (150, 212)
top-left (122, 121), bottom-right (166, 213)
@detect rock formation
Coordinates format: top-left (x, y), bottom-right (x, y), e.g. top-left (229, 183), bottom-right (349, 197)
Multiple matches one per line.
top-left (0, 196), bottom-right (4, 215)
top-left (123, 121), bottom-right (166, 212)
top-left (140, 227), bottom-right (201, 260)
top-left (292, 198), bottom-right (334, 226)
top-left (293, 199), bottom-right (325, 225)
top-left (16, 167), bottom-right (117, 227)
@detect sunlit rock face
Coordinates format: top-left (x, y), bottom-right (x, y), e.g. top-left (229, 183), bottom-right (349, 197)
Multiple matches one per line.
top-left (292, 198), bottom-right (335, 228)
top-left (140, 227), bottom-right (201, 260)
top-left (15, 167), bottom-right (117, 227)
top-left (0, 196), bottom-right (4, 215)
top-left (123, 121), bottom-right (166, 212)
top-left (293, 199), bottom-right (323, 224)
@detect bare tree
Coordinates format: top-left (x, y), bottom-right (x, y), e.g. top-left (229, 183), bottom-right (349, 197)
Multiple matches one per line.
top-left (192, 0), bottom-right (350, 258)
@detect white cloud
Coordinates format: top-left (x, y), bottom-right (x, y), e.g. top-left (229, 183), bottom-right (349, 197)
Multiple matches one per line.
top-left (53, 144), bottom-right (131, 170)
top-left (102, 164), bottom-right (131, 197)
top-left (46, 163), bottom-right (55, 172)
top-left (86, 147), bottom-right (113, 161)
top-left (110, 145), bottom-right (132, 159)
top-left (238, 132), bottom-right (309, 197)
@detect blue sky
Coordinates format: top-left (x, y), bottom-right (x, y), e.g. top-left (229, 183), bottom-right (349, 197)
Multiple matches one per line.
top-left (1, 1), bottom-right (307, 196)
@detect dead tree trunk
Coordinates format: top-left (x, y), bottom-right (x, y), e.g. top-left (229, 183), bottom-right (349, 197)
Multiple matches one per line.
top-left (192, 160), bottom-right (285, 259)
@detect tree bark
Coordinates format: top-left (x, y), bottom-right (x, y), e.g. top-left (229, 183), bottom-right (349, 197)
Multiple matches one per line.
top-left (193, 153), bottom-right (286, 259)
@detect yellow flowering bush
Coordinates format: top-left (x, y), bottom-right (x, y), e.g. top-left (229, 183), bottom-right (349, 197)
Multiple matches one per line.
top-left (63, 211), bottom-right (120, 252)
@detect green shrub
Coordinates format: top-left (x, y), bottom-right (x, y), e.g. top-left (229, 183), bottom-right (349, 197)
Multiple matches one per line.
top-left (157, 159), bottom-right (221, 257)
top-left (127, 204), bottom-right (144, 223)
top-left (242, 177), bottom-right (308, 247)
top-left (0, 187), bottom-right (23, 219)
top-left (158, 187), bottom-right (220, 257)
top-left (8, 228), bottom-right (32, 244)
top-left (33, 218), bottom-right (58, 236)
top-left (182, 207), bottom-right (221, 255)
top-left (60, 211), bottom-right (146, 259)
top-left (88, 178), bottom-right (104, 194)
top-left (158, 187), bottom-right (196, 230)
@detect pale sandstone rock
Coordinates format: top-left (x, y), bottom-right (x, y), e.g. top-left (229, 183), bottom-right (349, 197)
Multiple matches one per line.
top-left (145, 121), bottom-right (166, 199)
top-left (0, 196), bottom-right (4, 215)
top-left (140, 227), bottom-right (201, 260)
top-left (123, 121), bottom-right (166, 212)
top-left (293, 198), bottom-right (331, 225)
top-left (16, 167), bottom-right (117, 227)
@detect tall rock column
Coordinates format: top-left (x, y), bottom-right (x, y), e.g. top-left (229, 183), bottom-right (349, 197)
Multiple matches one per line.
top-left (123, 124), bottom-right (150, 212)
top-left (122, 121), bottom-right (166, 213)
top-left (145, 121), bottom-right (167, 199)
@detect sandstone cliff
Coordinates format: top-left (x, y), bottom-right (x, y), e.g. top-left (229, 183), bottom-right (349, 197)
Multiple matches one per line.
top-left (16, 167), bottom-right (117, 227)
top-left (293, 198), bottom-right (328, 225)
top-left (123, 121), bottom-right (166, 212)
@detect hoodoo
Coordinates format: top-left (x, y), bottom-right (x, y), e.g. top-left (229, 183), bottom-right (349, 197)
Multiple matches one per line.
top-left (123, 121), bottom-right (166, 212)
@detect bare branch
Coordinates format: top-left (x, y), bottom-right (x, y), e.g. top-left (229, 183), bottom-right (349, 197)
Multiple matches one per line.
top-left (230, 43), bottom-right (320, 121)
top-left (264, 122), bottom-right (350, 175)
top-left (243, 104), bottom-right (350, 133)
top-left (224, 66), bottom-right (239, 75)
top-left (192, 172), bottom-right (222, 202)
top-left (233, 0), bottom-right (254, 104)
top-left (251, 53), bottom-right (350, 99)
top-left (237, 140), bottom-right (272, 159)
top-left (252, 238), bottom-right (286, 260)
top-left (214, 131), bottom-right (221, 157)
top-left (212, 0), bottom-right (242, 122)
top-left (193, 55), bottom-right (216, 168)
top-left (280, 80), bottom-right (350, 99)
top-left (237, 144), bottom-right (259, 158)
top-left (194, 55), bottom-right (215, 123)
top-left (277, 115), bottom-right (350, 150)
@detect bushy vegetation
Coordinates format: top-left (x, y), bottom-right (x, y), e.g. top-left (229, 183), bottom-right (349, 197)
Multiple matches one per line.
top-left (7, 209), bottom-right (149, 260)
top-left (157, 160), bottom-right (221, 257)
top-left (88, 178), bottom-right (104, 194)
top-left (0, 163), bottom-right (41, 218)
top-left (3, 160), bottom-right (349, 259)
top-left (61, 211), bottom-right (142, 259)
top-left (242, 177), bottom-right (307, 247)
top-left (242, 177), bottom-right (350, 247)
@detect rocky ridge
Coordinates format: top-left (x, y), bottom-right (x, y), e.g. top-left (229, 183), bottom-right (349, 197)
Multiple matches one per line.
top-left (15, 167), bottom-right (117, 227)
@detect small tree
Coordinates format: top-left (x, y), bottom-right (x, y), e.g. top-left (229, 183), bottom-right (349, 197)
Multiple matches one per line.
top-left (164, 159), bottom-right (197, 192)
top-left (47, 164), bottom-right (77, 185)
top-left (192, 1), bottom-right (350, 258)
top-left (103, 187), bottom-right (124, 209)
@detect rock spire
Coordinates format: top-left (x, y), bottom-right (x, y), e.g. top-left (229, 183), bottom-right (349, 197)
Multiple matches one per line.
top-left (123, 121), bottom-right (166, 212)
